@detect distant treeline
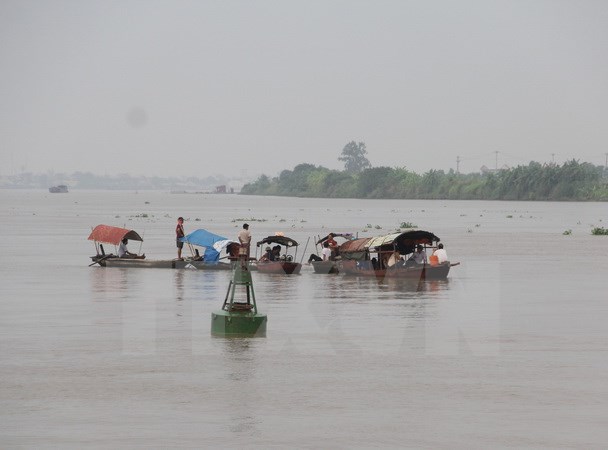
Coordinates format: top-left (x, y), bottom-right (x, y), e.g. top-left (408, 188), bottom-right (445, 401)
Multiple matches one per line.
top-left (241, 160), bottom-right (608, 201)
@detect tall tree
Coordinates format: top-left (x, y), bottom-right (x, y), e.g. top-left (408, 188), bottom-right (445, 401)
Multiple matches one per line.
top-left (338, 141), bottom-right (371, 173)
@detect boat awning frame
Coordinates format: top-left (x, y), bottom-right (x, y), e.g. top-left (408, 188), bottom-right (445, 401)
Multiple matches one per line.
top-left (256, 236), bottom-right (299, 247)
top-left (366, 230), bottom-right (440, 254)
top-left (180, 229), bottom-right (237, 262)
top-left (316, 232), bottom-right (354, 245)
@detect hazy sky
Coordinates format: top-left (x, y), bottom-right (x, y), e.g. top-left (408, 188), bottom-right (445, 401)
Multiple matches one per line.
top-left (1, 0), bottom-right (607, 178)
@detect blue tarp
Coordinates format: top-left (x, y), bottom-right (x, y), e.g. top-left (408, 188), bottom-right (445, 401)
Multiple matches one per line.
top-left (179, 229), bottom-right (235, 262)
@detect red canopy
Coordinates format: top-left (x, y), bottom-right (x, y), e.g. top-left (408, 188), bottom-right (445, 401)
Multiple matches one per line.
top-left (338, 237), bottom-right (371, 254)
top-left (87, 224), bottom-right (143, 245)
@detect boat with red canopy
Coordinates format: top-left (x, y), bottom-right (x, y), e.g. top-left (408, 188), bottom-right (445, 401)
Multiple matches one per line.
top-left (88, 224), bottom-right (144, 265)
top-left (88, 224), bottom-right (233, 269)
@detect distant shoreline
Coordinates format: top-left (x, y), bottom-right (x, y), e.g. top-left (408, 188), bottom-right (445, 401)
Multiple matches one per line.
top-left (241, 160), bottom-right (608, 202)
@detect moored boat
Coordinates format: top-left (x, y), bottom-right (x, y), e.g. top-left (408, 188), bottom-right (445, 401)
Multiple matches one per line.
top-left (88, 224), bottom-right (233, 270)
top-left (98, 258), bottom-right (232, 269)
top-left (311, 260), bottom-right (339, 274)
top-left (88, 224), bottom-right (144, 266)
top-left (179, 228), bottom-right (240, 269)
top-left (49, 185), bottom-right (68, 193)
top-left (255, 235), bottom-right (302, 274)
top-left (310, 232), bottom-right (354, 274)
top-left (337, 230), bottom-right (457, 280)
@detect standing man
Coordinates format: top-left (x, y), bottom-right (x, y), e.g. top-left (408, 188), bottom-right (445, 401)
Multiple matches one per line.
top-left (176, 217), bottom-right (185, 260)
top-left (237, 223), bottom-right (251, 261)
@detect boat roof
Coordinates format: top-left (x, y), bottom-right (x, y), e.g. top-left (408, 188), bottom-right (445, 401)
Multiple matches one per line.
top-left (180, 229), bottom-right (231, 247)
top-left (256, 236), bottom-right (299, 247)
top-left (316, 233), bottom-right (354, 245)
top-left (338, 230), bottom-right (440, 254)
top-left (88, 224), bottom-right (143, 245)
top-left (367, 230), bottom-right (440, 254)
top-left (338, 237), bottom-right (372, 253)
top-left (180, 229), bottom-right (237, 262)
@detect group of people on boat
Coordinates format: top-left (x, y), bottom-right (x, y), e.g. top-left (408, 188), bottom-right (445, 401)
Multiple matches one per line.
top-left (378, 243), bottom-right (448, 270)
top-left (116, 216), bottom-right (202, 261)
top-left (116, 219), bottom-right (450, 271)
top-left (117, 220), bottom-right (267, 263)
top-left (259, 245), bottom-right (283, 262)
top-left (116, 215), bottom-right (187, 260)
top-left (307, 233), bottom-right (339, 263)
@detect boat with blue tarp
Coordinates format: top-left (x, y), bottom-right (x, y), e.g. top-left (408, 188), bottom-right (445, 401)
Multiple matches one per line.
top-left (88, 225), bottom-right (237, 269)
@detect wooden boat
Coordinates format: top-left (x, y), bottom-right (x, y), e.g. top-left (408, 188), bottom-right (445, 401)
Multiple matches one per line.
top-left (311, 260), bottom-right (339, 274)
top-left (336, 230), bottom-right (458, 280)
top-left (98, 258), bottom-right (232, 269)
top-left (255, 235), bottom-right (302, 274)
top-left (310, 232), bottom-right (353, 274)
top-left (49, 185), bottom-right (68, 193)
top-left (338, 259), bottom-right (451, 280)
top-left (180, 228), bottom-right (241, 269)
top-left (88, 225), bottom-right (233, 270)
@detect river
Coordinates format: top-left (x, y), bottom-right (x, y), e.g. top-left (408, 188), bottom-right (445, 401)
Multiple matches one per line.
top-left (0, 190), bottom-right (606, 448)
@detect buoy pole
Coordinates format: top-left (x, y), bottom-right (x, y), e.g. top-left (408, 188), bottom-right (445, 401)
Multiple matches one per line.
top-left (211, 254), bottom-right (266, 337)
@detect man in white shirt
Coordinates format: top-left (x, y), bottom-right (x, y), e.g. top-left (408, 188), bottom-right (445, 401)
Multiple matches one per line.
top-left (118, 239), bottom-right (129, 257)
top-left (237, 223), bottom-right (251, 259)
top-left (433, 243), bottom-right (448, 263)
top-left (307, 242), bottom-right (332, 263)
top-left (118, 238), bottom-right (144, 259)
top-left (321, 242), bottom-right (332, 261)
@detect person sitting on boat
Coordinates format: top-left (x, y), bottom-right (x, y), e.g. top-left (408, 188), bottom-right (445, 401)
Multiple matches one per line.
top-left (192, 249), bottom-right (204, 261)
top-left (118, 238), bottom-right (145, 259)
top-left (308, 242), bottom-right (332, 263)
top-left (432, 243), bottom-right (448, 264)
top-left (260, 246), bottom-right (275, 262)
top-left (387, 250), bottom-right (401, 268)
top-left (407, 244), bottom-right (427, 266)
top-left (272, 245), bottom-right (281, 260)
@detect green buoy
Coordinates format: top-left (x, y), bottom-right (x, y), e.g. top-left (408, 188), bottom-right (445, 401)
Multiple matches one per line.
top-left (211, 258), bottom-right (267, 337)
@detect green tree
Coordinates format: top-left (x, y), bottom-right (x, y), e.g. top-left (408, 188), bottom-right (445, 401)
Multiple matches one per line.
top-left (338, 141), bottom-right (371, 173)
top-left (357, 167), bottom-right (393, 197)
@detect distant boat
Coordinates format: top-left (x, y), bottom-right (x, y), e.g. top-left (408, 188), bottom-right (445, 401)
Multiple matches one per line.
top-left (49, 185), bottom-right (68, 193)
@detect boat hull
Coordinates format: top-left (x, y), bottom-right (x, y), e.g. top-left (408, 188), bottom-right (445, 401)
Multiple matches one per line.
top-left (338, 260), bottom-right (451, 280)
top-left (256, 261), bottom-right (302, 274)
top-left (311, 260), bottom-right (339, 274)
top-left (91, 257), bottom-right (232, 270)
